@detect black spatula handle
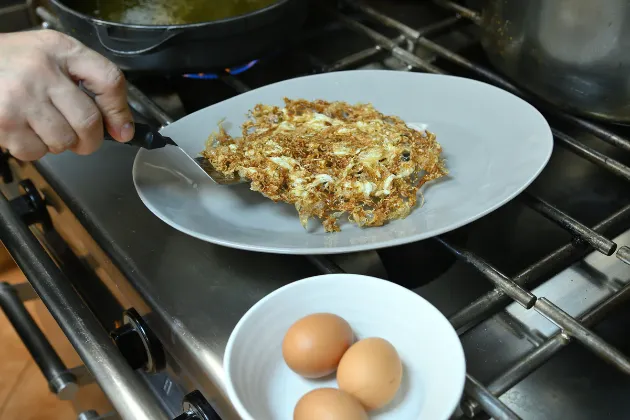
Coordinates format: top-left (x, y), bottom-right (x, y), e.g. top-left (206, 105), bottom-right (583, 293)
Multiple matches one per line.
top-left (103, 122), bottom-right (176, 150)
top-left (77, 81), bottom-right (175, 150)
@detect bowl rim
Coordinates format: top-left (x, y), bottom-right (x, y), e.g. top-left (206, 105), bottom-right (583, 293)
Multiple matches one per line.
top-left (223, 273), bottom-right (466, 420)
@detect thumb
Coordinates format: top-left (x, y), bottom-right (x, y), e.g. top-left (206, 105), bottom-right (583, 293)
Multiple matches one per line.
top-left (62, 41), bottom-right (134, 142)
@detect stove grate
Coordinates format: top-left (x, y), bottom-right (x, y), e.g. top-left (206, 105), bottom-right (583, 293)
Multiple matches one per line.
top-left (36, 2), bottom-right (630, 418)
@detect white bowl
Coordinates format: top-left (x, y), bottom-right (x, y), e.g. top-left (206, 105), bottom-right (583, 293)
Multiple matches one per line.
top-left (224, 274), bottom-right (466, 420)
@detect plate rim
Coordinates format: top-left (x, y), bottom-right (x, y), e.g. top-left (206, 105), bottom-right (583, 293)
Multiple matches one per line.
top-left (133, 70), bottom-right (554, 254)
top-left (222, 273), bottom-right (467, 420)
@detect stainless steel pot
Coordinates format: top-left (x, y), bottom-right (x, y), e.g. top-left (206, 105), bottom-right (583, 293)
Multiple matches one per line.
top-left (481, 0), bottom-right (630, 123)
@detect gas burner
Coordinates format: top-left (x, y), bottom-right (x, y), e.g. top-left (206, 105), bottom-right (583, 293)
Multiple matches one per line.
top-left (22, 1), bottom-right (630, 419)
top-left (182, 60), bottom-right (260, 80)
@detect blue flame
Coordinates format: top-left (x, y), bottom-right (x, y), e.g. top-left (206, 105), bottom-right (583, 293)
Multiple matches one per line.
top-left (183, 60), bottom-right (259, 79)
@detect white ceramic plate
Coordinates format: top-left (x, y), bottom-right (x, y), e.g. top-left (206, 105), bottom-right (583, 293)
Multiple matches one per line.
top-left (223, 274), bottom-right (466, 420)
top-left (133, 70), bottom-right (553, 254)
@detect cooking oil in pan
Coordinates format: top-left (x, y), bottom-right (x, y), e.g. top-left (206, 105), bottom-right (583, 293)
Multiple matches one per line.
top-left (82, 0), bottom-right (277, 25)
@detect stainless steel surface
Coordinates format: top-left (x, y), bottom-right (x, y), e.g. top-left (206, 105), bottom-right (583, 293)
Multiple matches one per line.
top-left (463, 273), bottom-right (630, 417)
top-left (77, 410), bottom-right (118, 420)
top-left (437, 238), bottom-right (537, 309)
top-left (77, 411), bottom-right (100, 420)
top-left (0, 0), bottom-right (35, 32)
top-left (461, 336), bottom-right (569, 418)
top-left (30, 1), bottom-right (630, 419)
top-left (521, 193), bottom-right (616, 256)
top-left (349, 0), bottom-right (630, 153)
top-left (325, 7), bottom-right (446, 74)
top-left (449, 203), bottom-right (630, 334)
top-left (68, 365), bottom-right (97, 387)
top-left (0, 194), bottom-right (169, 420)
top-left (459, 228), bottom-right (630, 418)
top-left (305, 255), bottom-right (344, 274)
top-left (434, 0), bottom-right (482, 24)
top-left (34, 6), bottom-right (59, 29)
top-left (481, 0), bottom-right (630, 123)
top-left (552, 129), bottom-right (630, 180)
top-left (127, 82), bottom-right (173, 128)
top-left (439, 231), bottom-right (630, 379)
top-left (329, 251), bottom-right (389, 279)
top-left (534, 297), bottom-right (630, 374)
top-left (464, 374), bottom-right (521, 419)
top-left (618, 245), bottom-right (630, 264)
top-left (40, 146), bottom-right (321, 418)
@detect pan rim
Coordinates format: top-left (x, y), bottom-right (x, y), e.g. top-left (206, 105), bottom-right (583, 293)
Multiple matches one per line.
top-left (47, 0), bottom-right (293, 30)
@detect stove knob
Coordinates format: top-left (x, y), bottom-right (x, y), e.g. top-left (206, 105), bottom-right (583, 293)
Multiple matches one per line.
top-left (110, 308), bottom-right (165, 374)
top-left (0, 149), bottom-right (13, 184)
top-left (9, 179), bottom-right (52, 229)
top-left (174, 390), bottom-right (222, 420)
top-left (76, 410), bottom-right (101, 420)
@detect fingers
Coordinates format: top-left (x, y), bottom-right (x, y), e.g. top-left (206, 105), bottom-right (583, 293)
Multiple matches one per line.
top-left (27, 100), bottom-right (78, 154)
top-left (0, 90), bottom-right (47, 161)
top-left (62, 41), bottom-right (134, 143)
top-left (0, 30), bottom-right (132, 162)
top-left (48, 78), bottom-right (104, 155)
top-left (0, 127), bottom-right (48, 162)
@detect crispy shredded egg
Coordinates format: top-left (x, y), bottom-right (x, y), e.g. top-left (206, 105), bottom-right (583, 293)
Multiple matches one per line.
top-left (201, 98), bottom-right (447, 232)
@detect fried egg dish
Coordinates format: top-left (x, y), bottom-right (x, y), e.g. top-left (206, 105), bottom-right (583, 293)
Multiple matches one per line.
top-left (201, 98), bottom-right (447, 232)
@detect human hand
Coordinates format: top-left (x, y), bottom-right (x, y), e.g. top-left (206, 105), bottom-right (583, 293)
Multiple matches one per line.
top-left (0, 29), bottom-right (134, 161)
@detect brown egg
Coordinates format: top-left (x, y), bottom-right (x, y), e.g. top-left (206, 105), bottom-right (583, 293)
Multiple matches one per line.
top-left (336, 337), bottom-right (403, 411)
top-left (282, 313), bottom-right (354, 378)
top-left (293, 388), bottom-right (368, 420)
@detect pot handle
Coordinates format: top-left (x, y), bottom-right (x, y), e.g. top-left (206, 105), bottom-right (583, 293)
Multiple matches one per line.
top-left (94, 25), bottom-right (182, 56)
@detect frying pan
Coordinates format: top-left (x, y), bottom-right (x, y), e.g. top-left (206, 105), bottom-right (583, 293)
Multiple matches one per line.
top-left (46, 0), bottom-right (307, 73)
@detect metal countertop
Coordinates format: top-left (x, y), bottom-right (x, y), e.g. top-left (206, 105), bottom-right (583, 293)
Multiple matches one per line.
top-left (36, 143), bottom-right (321, 417)
top-left (18, 0), bottom-right (630, 418)
top-left (34, 128), bottom-right (630, 420)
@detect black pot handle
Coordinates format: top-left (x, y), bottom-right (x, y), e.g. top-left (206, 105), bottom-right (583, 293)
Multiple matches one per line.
top-left (94, 24), bottom-right (182, 56)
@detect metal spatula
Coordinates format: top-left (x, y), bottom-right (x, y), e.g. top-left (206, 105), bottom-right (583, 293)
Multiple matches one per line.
top-left (103, 122), bottom-right (246, 185)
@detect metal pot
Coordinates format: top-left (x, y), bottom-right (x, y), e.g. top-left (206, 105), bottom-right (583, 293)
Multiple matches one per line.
top-left (48, 0), bottom-right (307, 74)
top-left (481, 0), bottom-right (630, 123)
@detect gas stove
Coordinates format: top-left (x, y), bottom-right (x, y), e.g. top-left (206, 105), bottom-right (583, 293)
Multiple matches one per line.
top-left (1, 1), bottom-right (630, 419)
